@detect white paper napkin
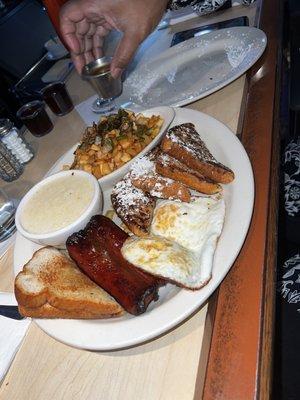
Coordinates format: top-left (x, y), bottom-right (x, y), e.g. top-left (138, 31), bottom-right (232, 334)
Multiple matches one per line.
top-left (0, 293), bottom-right (31, 381)
top-left (75, 96), bottom-right (143, 126)
top-left (0, 232), bottom-right (16, 259)
top-left (75, 94), bottom-right (99, 126)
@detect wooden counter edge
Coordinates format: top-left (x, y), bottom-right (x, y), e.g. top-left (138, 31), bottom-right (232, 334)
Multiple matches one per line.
top-left (194, 0), bottom-right (281, 399)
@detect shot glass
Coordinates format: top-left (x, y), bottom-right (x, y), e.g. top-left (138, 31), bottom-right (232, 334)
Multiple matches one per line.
top-left (41, 82), bottom-right (74, 116)
top-left (82, 57), bottom-right (123, 114)
top-left (17, 100), bottom-right (53, 137)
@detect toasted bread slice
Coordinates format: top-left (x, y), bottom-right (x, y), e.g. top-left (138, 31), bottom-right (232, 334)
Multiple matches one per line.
top-left (161, 123), bottom-right (234, 184)
top-left (15, 247), bottom-right (123, 318)
top-left (129, 154), bottom-right (191, 202)
top-left (155, 151), bottom-right (222, 195)
top-left (111, 176), bottom-right (156, 237)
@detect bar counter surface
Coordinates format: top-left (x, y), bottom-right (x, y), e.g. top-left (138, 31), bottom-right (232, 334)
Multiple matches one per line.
top-left (0, 0), bottom-right (280, 398)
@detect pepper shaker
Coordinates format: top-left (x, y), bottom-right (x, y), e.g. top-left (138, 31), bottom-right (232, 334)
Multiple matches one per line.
top-left (0, 141), bottom-right (24, 182)
top-left (0, 119), bottom-right (34, 164)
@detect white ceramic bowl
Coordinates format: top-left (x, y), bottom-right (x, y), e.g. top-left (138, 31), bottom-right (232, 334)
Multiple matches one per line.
top-left (15, 170), bottom-right (102, 247)
top-left (98, 106), bottom-right (175, 190)
top-left (47, 106), bottom-right (175, 191)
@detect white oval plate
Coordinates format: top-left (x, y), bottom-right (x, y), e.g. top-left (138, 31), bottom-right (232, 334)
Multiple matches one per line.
top-left (48, 106), bottom-right (174, 191)
top-left (117, 27), bottom-right (266, 108)
top-left (14, 107), bottom-right (254, 350)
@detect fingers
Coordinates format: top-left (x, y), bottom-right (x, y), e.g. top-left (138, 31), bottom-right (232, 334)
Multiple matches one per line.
top-left (92, 25), bottom-right (110, 59)
top-left (59, 3), bottom-right (83, 54)
top-left (63, 20), bottom-right (110, 73)
top-left (70, 53), bottom-right (86, 74)
top-left (92, 34), bottom-right (104, 59)
top-left (110, 31), bottom-right (143, 79)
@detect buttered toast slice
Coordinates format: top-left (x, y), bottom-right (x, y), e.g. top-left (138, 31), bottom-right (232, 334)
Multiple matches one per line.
top-left (15, 247), bottom-right (123, 318)
top-left (161, 123), bottom-right (234, 184)
top-left (155, 151), bottom-right (222, 195)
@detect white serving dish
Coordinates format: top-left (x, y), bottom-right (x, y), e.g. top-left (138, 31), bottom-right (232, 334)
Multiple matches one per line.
top-left (49, 106), bottom-right (175, 191)
top-left (14, 107), bottom-right (254, 350)
top-left (15, 170), bottom-right (102, 247)
top-left (116, 27), bottom-right (267, 109)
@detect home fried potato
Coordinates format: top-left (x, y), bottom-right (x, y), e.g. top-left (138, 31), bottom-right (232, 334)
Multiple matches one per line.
top-left (71, 109), bottom-right (164, 179)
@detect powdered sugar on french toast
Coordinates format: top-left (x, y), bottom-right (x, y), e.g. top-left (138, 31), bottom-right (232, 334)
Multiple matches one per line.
top-left (129, 153), bottom-right (184, 197)
top-left (112, 177), bottom-right (153, 210)
top-left (130, 155), bottom-right (155, 178)
top-left (166, 123), bottom-right (217, 164)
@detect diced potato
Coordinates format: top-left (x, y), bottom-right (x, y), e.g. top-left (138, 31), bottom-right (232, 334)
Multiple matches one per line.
top-left (93, 165), bottom-right (102, 179)
top-left (96, 151), bottom-right (106, 160)
top-left (137, 116), bottom-right (147, 125)
top-left (71, 110), bottom-right (164, 180)
top-left (111, 147), bottom-right (119, 156)
top-left (119, 138), bottom-right (131, 149)
top-left (83, 164), bottom-right (92, 173)
top-left (121, 153), bottom-right (131, 163)
top-left (114, 152), bottom-right (122, 163)
top-left (151, 127), bottom-right (160, 136)
top-left (127, 147), bottom-right (137, 157)
top-left (79, 154), bottom-right (89, 162)
top-left (90, 144), bottom-right (100, 151)
top-left (144, 136), bottom-right (152, 145)
top-left (156, 118), bottom-right (164, 128)
top-left (101, 162), bottom-right (112, 175)
top-left (134, 142), bottom-right (142, 152)
top-left (107, 129), bottom-right (117, 137)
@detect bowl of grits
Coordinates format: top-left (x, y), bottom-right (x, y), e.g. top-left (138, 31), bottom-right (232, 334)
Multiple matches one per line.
top-left (15, 170), bottom-right (102, 246)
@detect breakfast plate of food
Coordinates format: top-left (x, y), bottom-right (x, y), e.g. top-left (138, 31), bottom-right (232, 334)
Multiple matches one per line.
top-left (13, 106), bottom-right (254, 350)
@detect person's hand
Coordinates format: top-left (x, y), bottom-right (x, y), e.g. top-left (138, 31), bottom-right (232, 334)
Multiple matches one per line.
top-left (60, 0), bottom-right (169, 78)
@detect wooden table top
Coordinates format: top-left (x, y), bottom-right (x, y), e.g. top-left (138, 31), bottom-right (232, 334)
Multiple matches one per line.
top-left (0, 1), bottom-right (280, 398)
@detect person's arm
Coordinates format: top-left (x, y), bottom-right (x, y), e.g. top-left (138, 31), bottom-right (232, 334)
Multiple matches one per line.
top-left (60, 0), bottom-right (169, 77)
top-left (60, 0), bottom-right (256, 78)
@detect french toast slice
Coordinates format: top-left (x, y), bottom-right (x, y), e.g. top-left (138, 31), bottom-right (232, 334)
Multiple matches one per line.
top-left (161, 123), bottom-right (234, 184)
top-left (111, 175), bottom-right (156, 237)
top-left (155, 151), bottom-right (222, 195)
top-left (129, 154), bottom-right (191, 202)
top-left (15, 247), bottom-right (123, 318)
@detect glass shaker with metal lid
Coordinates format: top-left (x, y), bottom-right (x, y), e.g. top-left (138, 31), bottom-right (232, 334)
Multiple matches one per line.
top-left (0, 119), bottom-right (34, 164)
top-left (0, 141), bottom-right (23, 182)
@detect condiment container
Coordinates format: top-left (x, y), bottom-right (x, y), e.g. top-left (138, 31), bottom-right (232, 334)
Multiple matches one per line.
top-left (41, 82), bottom-right (74, 116)
top-left (0, 119), bottom-right (34, 164)
top-left (17, 100), bottom-right (53, 137)
top-left (0, 141), bottom-right (23, 182)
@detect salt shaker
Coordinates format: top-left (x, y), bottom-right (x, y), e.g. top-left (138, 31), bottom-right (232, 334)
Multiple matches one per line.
top-left (0, 141), bottom-right (24, 182)
top-left (0, 119), bottom-right (34, 164)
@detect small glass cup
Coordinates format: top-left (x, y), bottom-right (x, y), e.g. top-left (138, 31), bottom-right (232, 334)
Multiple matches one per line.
top-left (17, 100), bottom-right (53, 137)
top-left (41, 82), bottom-right (74, 116)
top-left (82, 57), bottom-right (122, 114)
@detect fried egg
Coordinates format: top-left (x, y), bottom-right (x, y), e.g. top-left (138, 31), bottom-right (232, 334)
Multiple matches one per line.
top-left (121, 196), bottom-right (225, 289)
top-left (121, 236), bottom-right (202, 288)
